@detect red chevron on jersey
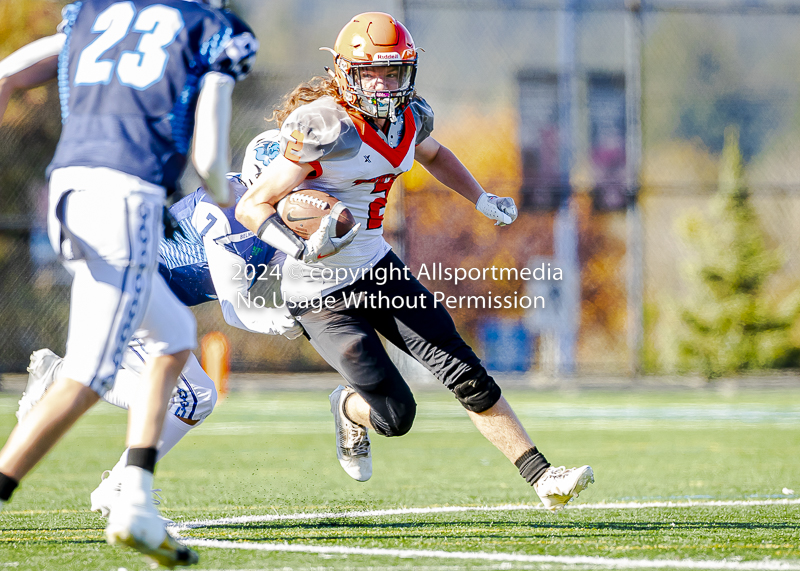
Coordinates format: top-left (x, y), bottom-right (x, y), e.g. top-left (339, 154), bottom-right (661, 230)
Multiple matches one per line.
top-left (348, 107), bottom-right (416, 168)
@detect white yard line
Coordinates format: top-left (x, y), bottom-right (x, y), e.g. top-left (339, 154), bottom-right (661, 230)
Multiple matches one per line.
top-left (172, 498), bottom-right (800, 531)
top-left (172, 498), bottom-right (800, 569)
top-left (178, 538), bottom-right (800, 570)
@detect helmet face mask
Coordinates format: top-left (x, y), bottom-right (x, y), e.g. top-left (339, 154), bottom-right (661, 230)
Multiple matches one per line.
top-left (324, 12), bottom-right (418, 122)
top-left (340, 61), bottom-right (416, 121)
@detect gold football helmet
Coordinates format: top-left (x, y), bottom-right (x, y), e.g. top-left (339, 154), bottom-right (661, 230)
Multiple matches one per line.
top-left (322, 12), bottom-right (418, 122)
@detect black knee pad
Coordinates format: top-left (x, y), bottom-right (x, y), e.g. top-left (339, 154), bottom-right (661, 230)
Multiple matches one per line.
top-left (452, 369), bottom-right (502, 413)
top-left (369, 398), bottom-right (416, 437)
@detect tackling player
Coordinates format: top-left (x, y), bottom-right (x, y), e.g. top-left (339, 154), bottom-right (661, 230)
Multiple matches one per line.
top-left (16, 174), bottom-right (302, 517)
top-left (236, 12), bottom-right (594, 510)
top-left (0, 0), bottom-right (257, 566)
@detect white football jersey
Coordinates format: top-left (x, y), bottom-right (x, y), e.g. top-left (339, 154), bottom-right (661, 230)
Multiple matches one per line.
top-left (242, 96), bottom-right (434, 298)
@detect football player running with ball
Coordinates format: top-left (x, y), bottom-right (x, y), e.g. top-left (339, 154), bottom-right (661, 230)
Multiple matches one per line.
top-left (0, 0), bottom-right (257, 566)
top-left (236, 12), bottom-right (594, 511)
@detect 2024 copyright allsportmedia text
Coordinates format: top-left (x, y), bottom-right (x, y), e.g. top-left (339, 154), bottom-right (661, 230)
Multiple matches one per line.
top-left (234, 262), bottom-right (563, 312)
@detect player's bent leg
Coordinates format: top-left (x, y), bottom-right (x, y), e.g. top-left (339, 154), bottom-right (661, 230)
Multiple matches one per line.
top-left (92, 353), bottom-right (216, 517)
top-left (295, 296), bottom-right (417, 481)
top-left (298, 292), bottom-right (418, 438)
top-left (368, 253), bottom-right (595, 510)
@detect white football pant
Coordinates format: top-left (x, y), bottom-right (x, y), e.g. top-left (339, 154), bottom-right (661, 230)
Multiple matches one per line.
top-left (48, 167), bottom-right (197, 396)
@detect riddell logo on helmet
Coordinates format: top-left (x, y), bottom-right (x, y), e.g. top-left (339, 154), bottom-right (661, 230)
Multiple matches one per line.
top-left (374, 52), bottom-right (401, 60)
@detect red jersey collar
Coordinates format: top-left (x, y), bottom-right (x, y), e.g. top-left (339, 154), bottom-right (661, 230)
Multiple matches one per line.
top-left (347, 107), bottom-right (416, 169)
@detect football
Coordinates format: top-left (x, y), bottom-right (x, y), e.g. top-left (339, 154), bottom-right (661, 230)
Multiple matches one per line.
top-left (276, 189), bottom-right (356, 240)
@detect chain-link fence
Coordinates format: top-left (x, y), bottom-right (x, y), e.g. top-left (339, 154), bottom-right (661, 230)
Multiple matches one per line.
top-left (3, 1), bottom-right (800, 376)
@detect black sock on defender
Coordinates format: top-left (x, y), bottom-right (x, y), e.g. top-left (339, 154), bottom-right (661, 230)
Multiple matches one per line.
top-left (515, 447), bottom-right (551, 485)
top-left (126, 447), bottom-right (158, 474)
top-left (0, 473), bottom-right (19, 502)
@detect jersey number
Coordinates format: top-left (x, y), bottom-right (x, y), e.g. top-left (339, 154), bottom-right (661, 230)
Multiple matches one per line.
top-left (284, 130), bottom-right (305, 162)
top-left (199, 213), bottom-right (218, 237)
top-left (355, 175), bottom-right (398, 230)
top-left (74, 2), bottom-right (184, 90)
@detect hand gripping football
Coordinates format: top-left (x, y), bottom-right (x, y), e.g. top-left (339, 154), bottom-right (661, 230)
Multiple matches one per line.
top-left (276, 189), bottom-right (356, 240)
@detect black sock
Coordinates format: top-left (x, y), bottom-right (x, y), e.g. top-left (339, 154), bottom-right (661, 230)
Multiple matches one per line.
top-left (515, 447), bottom-right (551, 485)
top-left (0, 473), bottom-right (19, 502)
top-left (126, 447), bottom-right (158, 474)
top-left (342, 390), bottom-right (363, 426)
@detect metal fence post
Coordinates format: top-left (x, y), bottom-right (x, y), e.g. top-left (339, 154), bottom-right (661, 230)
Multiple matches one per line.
top-left (625, 0), bottom-right (644, 375)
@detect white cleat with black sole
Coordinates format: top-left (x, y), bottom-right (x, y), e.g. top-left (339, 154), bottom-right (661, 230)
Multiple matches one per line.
top-left (534, 465), bottom-right (594, 511)
top-left (329, 385), bottom-right (372, 482)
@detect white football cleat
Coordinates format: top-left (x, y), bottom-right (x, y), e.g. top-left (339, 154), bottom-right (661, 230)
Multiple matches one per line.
top-left (16, 349), bottom-right (62, 423)
top-left (106, 467), bottom-right (197, 569)
top-left (329, 385), bottom-right (372, 482)
top-left (534, 465), bottom-right (594, 511)
top-left (91, 468), bottom-right (169, 522)
top-left (91, 469), bottom-right (122, 518)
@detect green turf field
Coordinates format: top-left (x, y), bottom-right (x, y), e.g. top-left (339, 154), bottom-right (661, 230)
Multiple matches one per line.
top-left (1, 386), bottom-right (799, 570)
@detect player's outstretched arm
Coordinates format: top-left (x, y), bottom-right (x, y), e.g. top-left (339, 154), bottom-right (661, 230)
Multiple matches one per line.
top-left (193, 71), bottom-right (235, 208)
top-left (0, 34), bottom-right (64, 124)
top-left (414, 136), bottom-right (518, 226)
top-left (205, 237), bottom-right (303, 338)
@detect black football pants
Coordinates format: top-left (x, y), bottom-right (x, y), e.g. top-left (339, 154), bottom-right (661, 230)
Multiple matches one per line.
top-left (290, 251), bottom-right (490, 437)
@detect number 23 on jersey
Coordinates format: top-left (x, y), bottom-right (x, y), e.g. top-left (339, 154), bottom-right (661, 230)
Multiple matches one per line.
top-left (74, 2), bottom-right (184, 90)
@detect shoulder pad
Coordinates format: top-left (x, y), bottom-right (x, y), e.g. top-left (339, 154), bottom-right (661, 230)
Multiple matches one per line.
top-left (409, 97), bottom-right (434, 145)
top-left (242, 130), bottom-right (281, 187)
top-left (279, 97), bottom-right (361, 164)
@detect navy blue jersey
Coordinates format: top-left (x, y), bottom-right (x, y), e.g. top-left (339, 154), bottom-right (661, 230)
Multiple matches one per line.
top-left (158, 175), bottom-right (277, 306)
top-left (48, 0), bottom-right (257, 193)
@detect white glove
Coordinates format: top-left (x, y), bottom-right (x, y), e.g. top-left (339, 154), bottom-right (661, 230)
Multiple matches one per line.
top-left (476, 192), bottom-right (518, 226)
top-left (260, 306), bottom-right (304, 339)
top-left (280, 318), bottom-right (305, 340)
top-left (301, 202), bottom-right (361, 263)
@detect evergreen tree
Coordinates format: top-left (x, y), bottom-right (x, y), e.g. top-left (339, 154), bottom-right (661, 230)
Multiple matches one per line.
top-left (677, 126), bottom-right (800, 378)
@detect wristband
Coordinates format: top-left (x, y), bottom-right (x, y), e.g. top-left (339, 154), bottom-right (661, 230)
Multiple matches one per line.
top-left (257, 213), bottom-right (305, 259)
